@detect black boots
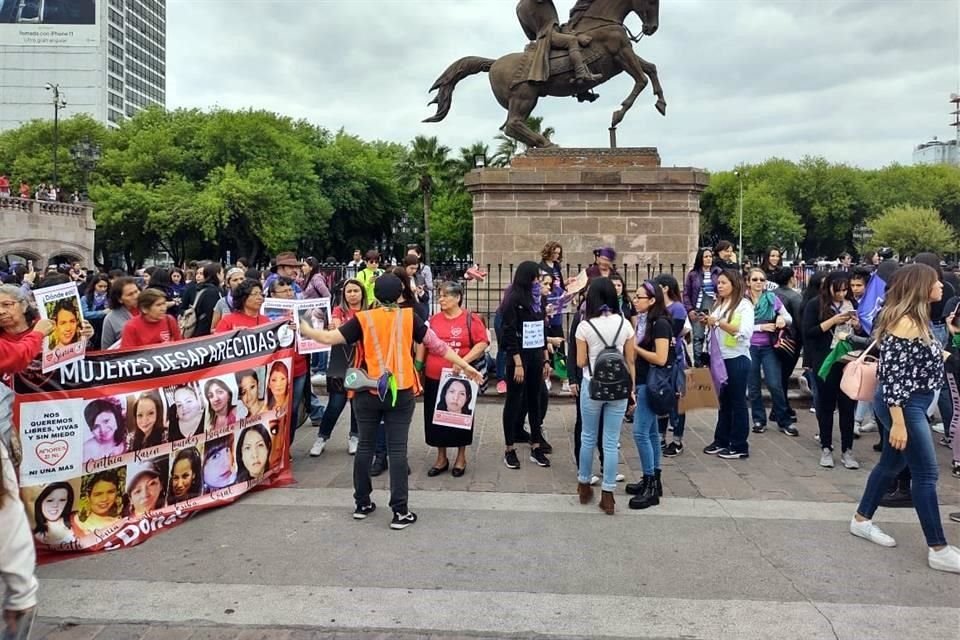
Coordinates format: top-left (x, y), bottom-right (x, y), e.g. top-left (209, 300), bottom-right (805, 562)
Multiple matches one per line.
top-left (879, 476), bottom-right (912, 509)
top-left (654, 469), bottom-right (663, 497)
top-left (628, 475), bottom-right (660, 510)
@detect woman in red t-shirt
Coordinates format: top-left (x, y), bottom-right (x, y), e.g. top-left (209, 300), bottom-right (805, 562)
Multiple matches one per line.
top-left (214, 279), bottom-right (269, 333)
top-left (417, 281), bottom-right (488, 477)
top-left (120, 288), bottom-right (182, 349)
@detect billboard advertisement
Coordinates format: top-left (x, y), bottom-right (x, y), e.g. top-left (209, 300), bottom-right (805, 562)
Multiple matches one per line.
top-left (0, 0), bottom-right (99, 47)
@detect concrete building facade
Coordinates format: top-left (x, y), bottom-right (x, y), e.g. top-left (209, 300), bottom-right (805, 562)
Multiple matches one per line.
top-left (0, 0), bottom-right (166, 131)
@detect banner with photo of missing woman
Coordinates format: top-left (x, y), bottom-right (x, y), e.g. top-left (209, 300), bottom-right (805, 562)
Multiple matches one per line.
top-left (12, 321), bottom-right (296, 554)
top-left (34, 281), bottom-right (86, 373)
top-left (432, 368), bottom-right (479, 430)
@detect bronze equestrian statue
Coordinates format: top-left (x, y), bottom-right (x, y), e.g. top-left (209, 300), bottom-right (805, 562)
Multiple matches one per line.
top-left (424, 0), bottom-right (667, 149)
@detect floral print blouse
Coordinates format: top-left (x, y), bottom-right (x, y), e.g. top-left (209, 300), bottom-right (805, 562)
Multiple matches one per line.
top-left (879, 334), bottom-right (944, 407)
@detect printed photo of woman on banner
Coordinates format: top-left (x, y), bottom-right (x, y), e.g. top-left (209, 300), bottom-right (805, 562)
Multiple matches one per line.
top-left (75, 468), bottom-right (125, 534)
top-left (166, 383), bottom-right (207, 442)
top-left (127, 390), bottom-right (167, 451)
top-left (123, 458), bottom-right (168, 517)
top-left (432, 371), bottom-right (479, 430)
top-left (26, 480), bottom-right (81, 546)
top-left (168, 446), bottom-right (203, 504)
top-left (202, 434), bottom-right (236, 493)
top-left (203, 377), bottom-right (241, 431)
top-left (82, 397), bottom-right (127, 463)
top-left (235, 367), bottom-right (268, 418)
top-left (35, 281), bottom-right (87, 373)
top-left (236, 424), bottom-right (272, 483)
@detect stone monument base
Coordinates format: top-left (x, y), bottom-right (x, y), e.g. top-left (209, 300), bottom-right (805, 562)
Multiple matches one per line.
top-left (466, 148), bottom-right (708, 272)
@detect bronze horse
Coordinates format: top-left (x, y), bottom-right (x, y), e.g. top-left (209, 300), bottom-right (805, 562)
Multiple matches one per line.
top-left (424, 0), bottom-right (666, 149)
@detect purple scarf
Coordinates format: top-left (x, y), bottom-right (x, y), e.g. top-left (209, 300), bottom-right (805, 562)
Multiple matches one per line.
top-left (707, 329), bottom-right (729, 391)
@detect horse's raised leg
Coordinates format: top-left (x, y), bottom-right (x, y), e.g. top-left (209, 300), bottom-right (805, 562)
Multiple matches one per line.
top-left (610, 47), bottom-right (649, 129)
top-left (636, 56), bottom-right (667, 116)
top-left (501, 89), bottom-right (554, 149)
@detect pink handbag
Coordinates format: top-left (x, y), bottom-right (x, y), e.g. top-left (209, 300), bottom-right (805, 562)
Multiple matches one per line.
top-left (840, 341), bottom-right (878, 401)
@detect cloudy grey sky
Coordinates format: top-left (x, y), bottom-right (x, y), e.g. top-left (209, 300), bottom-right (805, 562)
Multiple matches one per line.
top-left (166, 0), bottom-right (960, 170)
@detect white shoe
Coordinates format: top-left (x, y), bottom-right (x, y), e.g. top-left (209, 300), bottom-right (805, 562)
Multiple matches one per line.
top-left (809, 407), bottom-right (817, 414)
top-left (850, 517), bottom-right (896, 547)
top-left (561, 380), bottom-right (571, 394)
top-left (589, 475), bottom-right (600, 486)
top-left (841, 450), bottom-right (860, 470)
top-left (859, 420), bottom-right (877, 433)
top-left (615, 473), bottom-right (625, 482)
top-left (928, 545), bottom-right (960, 573)
top-left (347, 434), bottom-right (359, 455)
top-left (798, 376), bottom-right (810, 394)
top-left (309, 436), bottom-right (328, 457)
top-left (819, 448), bottom-right (834, 468)
top-left (310, 372), bottom-right (327, 386)
top-left (931, 422), bottom-right (945, 434)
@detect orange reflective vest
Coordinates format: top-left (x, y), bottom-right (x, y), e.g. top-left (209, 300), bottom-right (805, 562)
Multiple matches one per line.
top-left (357, 306), bottom-right (420, 394)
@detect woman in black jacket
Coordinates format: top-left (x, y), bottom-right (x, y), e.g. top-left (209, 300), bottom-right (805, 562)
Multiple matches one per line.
top-left (189, 263), bottom-right (225, 338)
top-left (501, 261), bottom-right (551, 469)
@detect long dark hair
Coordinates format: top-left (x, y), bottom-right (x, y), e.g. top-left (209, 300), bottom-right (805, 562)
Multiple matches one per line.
top-left (84, 273), bottom-right (110, 310)
top-left (168, 447), bottom-right (203, 503)
top-left (437, 377), bottom-right (474, 415)
top-left (235, 423), bottom-right (272, 483)
top-left (128, 391), bottom-right (165, 450)
top-left (761, 246), bottom-right (781, 272)
top-left (33, 481), bottom-right (75, 535)
top-left (584, 277), bottom-right (619, 319)
top-left (505, 261), bottom-right (541, 309)
top-left (714, 269), bottom-right (745, 323)
top-left (391, 266), bottom-right (416, 303)
top-left (802, 270), bottom-right (826, 305)
top-left (108, 277), bottom-right (139, 310)
top-left (638, 280), bottom-right (669, 345)
top-left (337, 278), bottom-right (368, 315)
top-left (654, 273), bottom-right (681, 303)
top-left (692, 247), bottom-right (713, 273)
top-left (818, 270), bottom-right (851, 321)
top-left (84, 399), bottom-right (126, 446)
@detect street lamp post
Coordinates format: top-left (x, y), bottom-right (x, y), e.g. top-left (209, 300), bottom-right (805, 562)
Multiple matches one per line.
top-left (733, 169), bottom-right (745, 257)
top-left (70, 138), bottom-right (102, 199)
top-left (45, 83), bottom-right (67, 189)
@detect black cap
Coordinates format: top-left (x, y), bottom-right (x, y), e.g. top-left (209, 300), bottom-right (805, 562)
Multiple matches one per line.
top-left (877, 247), bottom-right (894, 260)
top-left (373, 274), bottom-right (403, 304)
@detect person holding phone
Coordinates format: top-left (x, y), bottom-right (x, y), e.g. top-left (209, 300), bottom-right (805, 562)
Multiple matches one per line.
top-left (802, 271), bottom-right (861, 470)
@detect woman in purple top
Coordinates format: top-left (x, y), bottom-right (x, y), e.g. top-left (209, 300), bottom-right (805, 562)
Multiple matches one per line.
top-left (683, 248), bottom-right (721, 367)
top-left (655, 274), bottom-right (689, 456)
top-left (745, 268), bottom-right (797, 436)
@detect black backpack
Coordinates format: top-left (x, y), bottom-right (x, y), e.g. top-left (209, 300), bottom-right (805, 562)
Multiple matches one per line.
top-left (585, 317), bottom-right (632, 401)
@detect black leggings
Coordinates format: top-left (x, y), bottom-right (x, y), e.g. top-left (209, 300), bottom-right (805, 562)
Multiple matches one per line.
top-left (503, 352), bottom-right (544, 447)
top-left (815, 363), bottom-right (855, 452)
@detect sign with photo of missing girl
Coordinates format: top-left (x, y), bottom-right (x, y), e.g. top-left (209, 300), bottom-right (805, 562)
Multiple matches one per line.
top-left (432, 369), bottom-right (479, 430)
top-left (13, 321), bottom-right (296, 555)
top-left (34, 281), bottom-right (86, 373)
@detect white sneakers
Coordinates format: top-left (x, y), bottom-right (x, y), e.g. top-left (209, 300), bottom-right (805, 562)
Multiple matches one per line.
top-left (840, 450), bottom-right (860, 470)
top-left (820, 448), bottom-right (834, 468)
top-left (928, 545), bottom-right (960, 573)
top-left (930, 422), bottom-right (945, 434)
top-left (309, 436), bottom-right (328, 457)
top-left (348, 434), bottom-right (359, 455)
top-left (851, 518), bottom-right (960, 574)
top-left (310, 372), bottom-right (327, 387)
top-left (850, 518), bottom-right (896, 547)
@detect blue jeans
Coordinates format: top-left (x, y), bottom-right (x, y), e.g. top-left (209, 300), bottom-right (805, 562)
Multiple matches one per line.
top-left (748, 345), bottom-right (791, 428)
top-left (803, 369), bottom-right (820, 408)
top-left (857, 389), bottom-right (946, 547)
top-left (579, 394), bottom-right (626, 491)
top-left (633, 385), bottom-right (661, 475)
top-left (316, 388), bottom-right (358, 439)
top-left (855, 400), bottom-right (873, 424)
top-left (310, 351), bottom-right (329, 374)
top-left (713, 356), bottom-right (751, 453)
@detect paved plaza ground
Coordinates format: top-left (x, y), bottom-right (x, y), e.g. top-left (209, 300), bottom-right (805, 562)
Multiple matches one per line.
top-left (29, 397), bottom-right (960, 639)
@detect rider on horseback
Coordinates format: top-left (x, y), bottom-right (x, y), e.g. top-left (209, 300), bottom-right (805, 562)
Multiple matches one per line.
top-left (516, 0), bottom-right (602, 85)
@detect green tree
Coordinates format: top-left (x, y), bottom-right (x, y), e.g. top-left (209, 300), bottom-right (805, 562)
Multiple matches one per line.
top-left (869, 205), bottom-right (956, 257)
top-left (398, 136), bottom-right (457, 263)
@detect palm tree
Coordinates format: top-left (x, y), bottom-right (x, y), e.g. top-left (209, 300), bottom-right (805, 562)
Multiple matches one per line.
top-left (398, 135), bottom-right (457, 263)
top-left (457, 142), bottom-right (493, 175)
top-left (492, 117), bottom-right (555, 166)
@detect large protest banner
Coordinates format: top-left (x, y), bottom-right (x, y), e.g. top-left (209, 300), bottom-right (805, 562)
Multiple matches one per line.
top-left (12, 322), bottom-right (296, 554)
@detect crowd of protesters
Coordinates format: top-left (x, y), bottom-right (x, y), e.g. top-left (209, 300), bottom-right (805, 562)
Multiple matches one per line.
top-left (3, 238), bottom-right (960, 636)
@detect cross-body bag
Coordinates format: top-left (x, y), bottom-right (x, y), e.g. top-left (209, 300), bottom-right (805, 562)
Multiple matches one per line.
top-left (179, 288), bottom-right (208, 338)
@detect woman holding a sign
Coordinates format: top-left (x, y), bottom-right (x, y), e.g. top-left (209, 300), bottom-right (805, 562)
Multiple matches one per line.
top-left (417, 281), bottom-right (488, 477)
top-left (500, 261), bottom-right (552, 470)
top-left (299, 274), bottom-right (483, 530)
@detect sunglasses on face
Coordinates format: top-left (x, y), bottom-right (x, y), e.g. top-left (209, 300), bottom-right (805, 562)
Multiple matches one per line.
top-left (750, 278), bottom-right (766, 283)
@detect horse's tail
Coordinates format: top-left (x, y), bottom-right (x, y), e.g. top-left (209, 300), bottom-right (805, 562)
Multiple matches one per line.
top-left (423, 56), bottom-right (495, 123)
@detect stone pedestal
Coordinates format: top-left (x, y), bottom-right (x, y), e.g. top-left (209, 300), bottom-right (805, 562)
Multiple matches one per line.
top-left (466, 148), bottom-right (708, 271)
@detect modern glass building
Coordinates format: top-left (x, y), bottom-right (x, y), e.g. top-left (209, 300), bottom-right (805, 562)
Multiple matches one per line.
top-left (0, 0), bottom-right (166, 131)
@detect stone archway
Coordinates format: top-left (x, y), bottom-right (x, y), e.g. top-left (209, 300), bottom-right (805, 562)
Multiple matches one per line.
top-left (1, 248), bottom-right (42, 269)
top-left (48, 251), bottom-right (85, 269)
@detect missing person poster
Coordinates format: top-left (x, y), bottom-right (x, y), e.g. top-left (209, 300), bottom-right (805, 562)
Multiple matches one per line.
top-left (296, 298), bottom-right (331, 355)
top-left (35, 281), bottom-right (86, 373)
top-left (432, 368), bottom-right (479, 430)
top-left (13, 321), bottom-right (296, 554)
